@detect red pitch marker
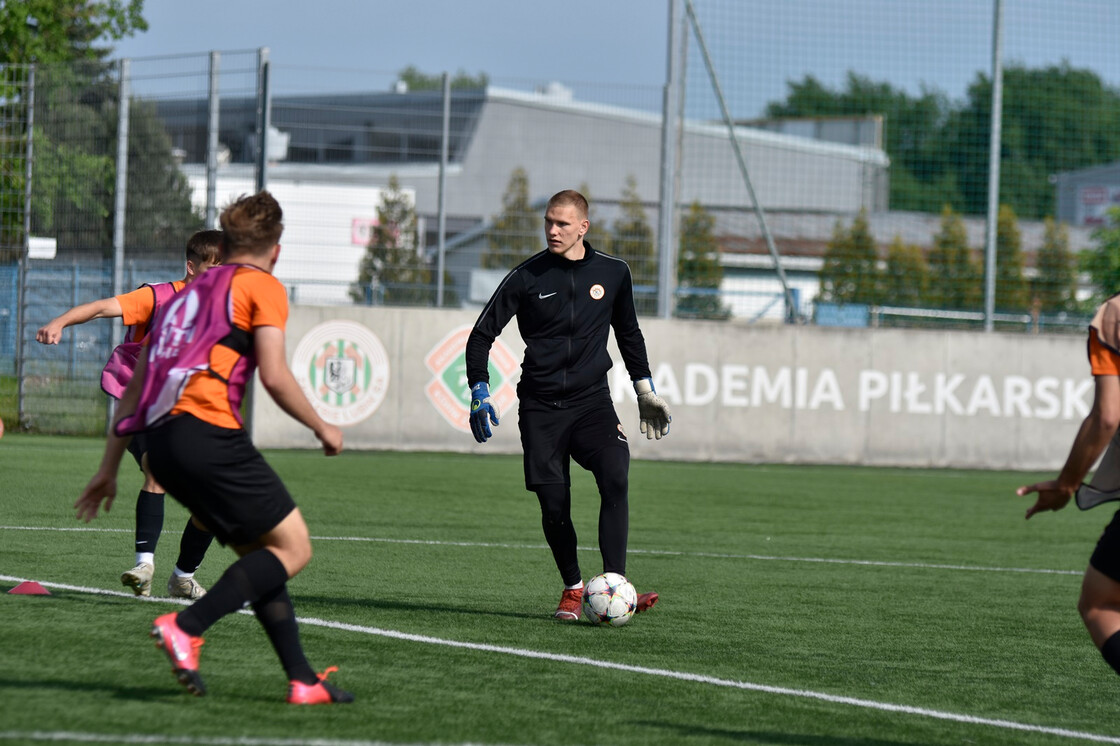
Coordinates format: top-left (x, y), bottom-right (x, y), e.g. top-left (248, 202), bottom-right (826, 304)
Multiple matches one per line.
top-left (8, 581), bottom-right (51, 595)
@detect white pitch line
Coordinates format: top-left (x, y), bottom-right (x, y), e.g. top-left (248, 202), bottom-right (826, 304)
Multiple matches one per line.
top-left (0, 732), bottom-right (500, 746)
top-left (0, 525), bottom-right (1082, 576)
top-left (1, 573), bottom-right (1117, 744)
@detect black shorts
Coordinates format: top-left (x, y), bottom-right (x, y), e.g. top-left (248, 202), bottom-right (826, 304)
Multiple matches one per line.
top-left (518, 391), bottom-right (629, 490)
top-left (126, 431), bottom-right (148, 472)
top-left (145, 414), bottom-right (297, 547)
top-left (1090, 509), bottom-right (1120, 582)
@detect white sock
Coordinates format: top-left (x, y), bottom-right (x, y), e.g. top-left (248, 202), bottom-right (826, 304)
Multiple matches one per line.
top-left (564, 581), bottom-right (584, 590)
top-left (136, 552), bottom-right (155, 566)
top-left (172, 566), bottom-right (193, 579)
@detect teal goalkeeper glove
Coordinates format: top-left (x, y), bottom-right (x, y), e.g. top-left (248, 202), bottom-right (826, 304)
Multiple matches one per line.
top-left (634, 377), bottom-right (671, 440)
top-left (469, 381), bottom-right (500, 443)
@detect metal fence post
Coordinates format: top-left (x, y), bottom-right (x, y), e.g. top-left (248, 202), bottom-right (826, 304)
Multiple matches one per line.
top-left (108, 58), bottom-right (131, 430)
top-left (983, 0), bottom-right (1005, 332)
top-left (255, 47), bottom-right (271, 193)
top-left (15, 64), bottom-right (35, 429)
top-left (657, 0), bottom-right (684, 320)
top-left (206, 51), bottom-right (221, 229)
top-left (437, 71), bottom-right (450, 307)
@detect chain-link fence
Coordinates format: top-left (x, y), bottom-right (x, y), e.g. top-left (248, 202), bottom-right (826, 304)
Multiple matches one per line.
top-left (3, 0), bottom-right (1119, 432)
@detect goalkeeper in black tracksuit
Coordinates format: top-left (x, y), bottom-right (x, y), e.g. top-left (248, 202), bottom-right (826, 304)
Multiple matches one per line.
top-left (464, 189), bottom-right (672, 621)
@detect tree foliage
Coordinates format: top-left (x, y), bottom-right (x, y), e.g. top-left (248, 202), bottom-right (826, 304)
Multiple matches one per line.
top-left (765, 64), bottom-right (1120, 219)
top-left (0, 0), bottom-right (147, 64)
top-left (1033, 217), bottom-right (1077, 313)
top-left (397, 65), bottom-right (488, 91)
top-left (994, 204), bottom-right (1029, 311)
top-left (578, 182), bottom-right (610, 254)
top-left (1, 1), bottom-right (151, 260)
top-left (351, 174), bottom-right (438, 306)
top-left (881, 235), bottom-right (928, 308)
top-left (482, 167), bottom-right (539, 270)
top-left (676, 201), bottom-right (728, 319)
top-left (1085, 208), bottom-right (1120, 305)
top-left (818, 208), bottom-right (879, 304)
top-left (926, 205), bottom-right (981, 309)
top-left (28, 63), bottom-right (202, 256)
top-left (612, 175), bottom-right (657, 314)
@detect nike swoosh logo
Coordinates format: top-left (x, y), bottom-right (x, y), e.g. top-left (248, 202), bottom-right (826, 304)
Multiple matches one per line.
top-left (538, 292), bottom-right (557, 299)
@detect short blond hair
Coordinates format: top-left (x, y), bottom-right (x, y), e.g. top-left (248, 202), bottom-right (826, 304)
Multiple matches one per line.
top-left (546, 189), bottom-right (588, 220)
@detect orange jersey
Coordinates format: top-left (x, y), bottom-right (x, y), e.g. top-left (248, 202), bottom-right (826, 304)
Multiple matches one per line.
top-left (170, 267), bottom-right (288, 429)
top-left (1090, 331), bottom-right (1120, 376)
top-left (116, 281), bottom-right (186, 342)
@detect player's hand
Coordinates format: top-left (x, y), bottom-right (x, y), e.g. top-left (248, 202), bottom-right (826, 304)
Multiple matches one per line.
top-left (469, 382), bottom-right (500, 443)
top-left (634, 377), bottom-right (671, 440)
top-left (1016, 480), bottom-right (1074, 519)
top-left (75, 471), bottom-right (117, 522)
top-left (316, 423), bottom-right (343, 456)
top-left (35, 322), bottom-right (63, 345)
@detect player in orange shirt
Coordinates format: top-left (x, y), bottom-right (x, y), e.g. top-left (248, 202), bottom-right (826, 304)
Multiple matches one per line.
top-left (36, 230), bottom-right (222, 599)
top-left (75, 191), bottom-right (352, 705)
top-left (1018, 295), bottom-right (1120, 680)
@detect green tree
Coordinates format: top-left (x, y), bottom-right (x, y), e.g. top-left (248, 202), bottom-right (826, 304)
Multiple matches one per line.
top-left (351, 174), bottom-right (435, 306)
top-left (994, 204), bottom-right (1029, 311)
top-left (28, 63), bottom-right (202, 256)
top-left (881, 235), bottom-right (928, 308)
top-left (482, 168), bottom-right (538, 270)
top-left (764, 64), bottom-right (1120, 219)
top-left (1032, 217), bottom-right (1078, 313)
top-left (676, 201), bottom-right (728, 319)
top-left (818, 208), bottom-right (879, 304)
top-left (927, 205), bottom-right (981, 309)
top-left (766, 73), bottom-right (960, 213)
top-left (1085, 207), bottom-right (1120, 304)
top-left (578, 182), bottom-right (610, 253)
top-left (0, 0), bottom-right (147, 64)
top-left (396, 65), bottom-right (488, 91)
top-left (1, 1), bottom-right (148, 260)
top-left (943, 63), bottom-right (1120, 219)
top-left (611, 175), bottom-right (657, 315)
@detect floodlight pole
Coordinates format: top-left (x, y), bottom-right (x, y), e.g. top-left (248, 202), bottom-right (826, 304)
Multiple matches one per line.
top-left (983, 0), bottom-right (1004, 332)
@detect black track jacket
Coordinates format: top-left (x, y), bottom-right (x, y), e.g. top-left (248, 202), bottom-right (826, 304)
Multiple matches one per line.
top-left (466, 243), bottom-right (652, 406)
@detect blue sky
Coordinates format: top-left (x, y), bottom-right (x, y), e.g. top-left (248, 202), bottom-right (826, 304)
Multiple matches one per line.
top-left (110, 0), bottom-right (1119, 119)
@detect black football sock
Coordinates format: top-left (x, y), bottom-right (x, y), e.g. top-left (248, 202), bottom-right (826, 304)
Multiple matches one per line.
top-left (134, 491), bottom-right (165, 556)
top-left (1100, 629), bottom-right (1120, 676)
top-left (597, 491), bottom-right (629, 577)
top-left (536, 484), bottom-right (581, 586)
top-left (176, 548), bottom-right (287, 637)
top-left (592, 447), bottom-right (630, 576)
top-left (174, 519), bottom-right (215, 574)
top-left (252, 584), bottom-right (317, 684)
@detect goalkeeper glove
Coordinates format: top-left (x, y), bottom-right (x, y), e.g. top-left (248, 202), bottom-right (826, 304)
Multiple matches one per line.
top-left (634, 377), bottom-right (671, 440)
top-left (469, 381), bottom-right (501, 443)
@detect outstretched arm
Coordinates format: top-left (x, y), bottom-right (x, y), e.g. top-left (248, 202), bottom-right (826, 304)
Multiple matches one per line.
top-left (37, 297), bottom-right (123, 344)
top-left (75, 351), bottom-right (142, 521)
top-left (254, 325), bottom-right (342, 456)
top-left (1017, 375), bottom-right (1120, 518)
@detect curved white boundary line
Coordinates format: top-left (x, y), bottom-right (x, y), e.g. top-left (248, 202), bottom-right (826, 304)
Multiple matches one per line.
top-left (0, 573), bottom-right (1116, 744)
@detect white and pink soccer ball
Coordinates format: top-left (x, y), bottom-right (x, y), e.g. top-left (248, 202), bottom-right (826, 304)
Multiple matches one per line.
top-left (581, 572), bottom-right (637, 626)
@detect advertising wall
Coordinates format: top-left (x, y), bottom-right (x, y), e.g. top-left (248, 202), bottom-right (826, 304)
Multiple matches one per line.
top-left (251, 306), bottom-right (1091, 471)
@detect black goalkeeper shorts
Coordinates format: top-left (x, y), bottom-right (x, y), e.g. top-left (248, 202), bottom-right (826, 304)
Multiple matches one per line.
top-left (518, 390), bottom-right (630, 490)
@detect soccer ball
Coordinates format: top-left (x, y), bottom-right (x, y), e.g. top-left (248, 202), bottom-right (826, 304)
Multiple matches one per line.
top-left (581, 572), bottom-right (637, 626)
